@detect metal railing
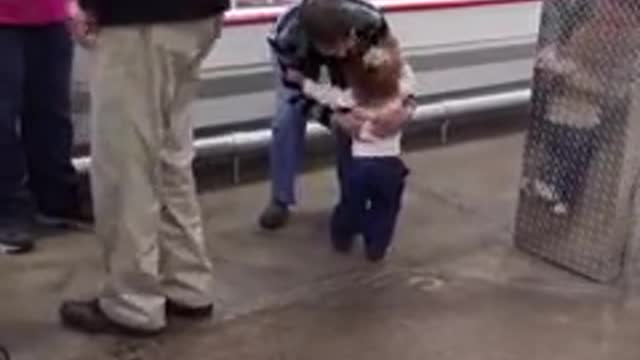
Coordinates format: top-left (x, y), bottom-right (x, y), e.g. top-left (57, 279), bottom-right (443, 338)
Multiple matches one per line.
top-left (72, 88), bottom-right (532, 176)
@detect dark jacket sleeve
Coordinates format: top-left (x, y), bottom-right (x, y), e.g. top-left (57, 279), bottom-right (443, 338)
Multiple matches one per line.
top-left (268, 7), bottom-right (312, 71)
top-left (269, 5), bottom-right (324, 87)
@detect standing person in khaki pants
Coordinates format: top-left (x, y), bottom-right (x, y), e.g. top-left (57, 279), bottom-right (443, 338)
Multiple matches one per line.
top-left (61, 0), bottom-right (229, 335)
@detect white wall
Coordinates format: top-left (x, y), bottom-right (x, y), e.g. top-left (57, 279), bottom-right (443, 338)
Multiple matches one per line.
top-left (190, 1), bottom-right (542, 128)
top-left (72, 1), bottom-right (543, 134)
top-left (205, 1), bottom-right (542, 73)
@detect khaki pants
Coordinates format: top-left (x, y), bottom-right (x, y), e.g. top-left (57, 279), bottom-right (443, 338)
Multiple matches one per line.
top-left (89, 17), bottom-right (222, 330)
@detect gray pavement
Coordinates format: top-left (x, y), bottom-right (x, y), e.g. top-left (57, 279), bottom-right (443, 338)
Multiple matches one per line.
top-left (2, 133), bottom-right (640, 360)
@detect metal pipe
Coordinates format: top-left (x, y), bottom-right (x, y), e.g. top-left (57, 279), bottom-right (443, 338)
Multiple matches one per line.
top-left (72, 88), bottom-right (531, 173)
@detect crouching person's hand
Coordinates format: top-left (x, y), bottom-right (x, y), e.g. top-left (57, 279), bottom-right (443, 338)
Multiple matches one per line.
top-left (369, 97), bottom-right (415, 138)
top-left (281, 68), bottom-right (305, 90)
top-left (332, 110), bottom-right (368, 139)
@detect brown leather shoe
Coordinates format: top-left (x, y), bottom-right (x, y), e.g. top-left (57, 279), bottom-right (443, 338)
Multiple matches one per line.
top-left (166, 301), bottom-right (214, 319)
top-left (60, 299), bottom-right (163, 336)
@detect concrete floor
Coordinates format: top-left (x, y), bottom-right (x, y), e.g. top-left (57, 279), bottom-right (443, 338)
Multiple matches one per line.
top-left (2, 133), bottom-right (640, 360)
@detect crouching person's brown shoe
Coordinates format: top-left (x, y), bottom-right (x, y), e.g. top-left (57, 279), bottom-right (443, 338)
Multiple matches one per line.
top-left (60, 299), bottom-right (163, 336)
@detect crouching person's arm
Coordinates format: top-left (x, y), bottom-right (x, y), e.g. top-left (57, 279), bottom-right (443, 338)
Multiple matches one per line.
top-left (282, 67), bottom-right (365, 136)
top-left (300, 80), bottom-right (369, 138)
top-left (280, 66), bottom-right (351, 108)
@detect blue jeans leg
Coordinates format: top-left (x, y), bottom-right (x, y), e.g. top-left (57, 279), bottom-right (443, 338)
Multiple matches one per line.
top-left (0, 27), bottom-right (30, 221)
top-left (269, 84), bottom-right (308, 206)
top-left (362, 158), bottom-right (408, 258)
top-left (334, 129), bottom-right (353, 203)
top-left (330, 131), bottom-right (359, 250)
top-left (21, 23), bottom-right (78, 215)
top-left (331, 158), bottom-right (365, 250)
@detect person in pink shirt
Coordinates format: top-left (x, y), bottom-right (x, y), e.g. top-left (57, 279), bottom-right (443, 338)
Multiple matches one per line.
top-left (0, 0), bottom-right (69, 25)
top-left (0, 0), bottom-right (92, 255)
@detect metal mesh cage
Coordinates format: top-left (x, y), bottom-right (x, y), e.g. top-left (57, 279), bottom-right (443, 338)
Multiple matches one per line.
top-left (514, 0), bottom-right (640, 282)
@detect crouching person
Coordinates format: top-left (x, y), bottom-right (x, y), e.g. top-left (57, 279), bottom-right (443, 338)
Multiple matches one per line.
top-left (60, 0), bottom-right (228, 335)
